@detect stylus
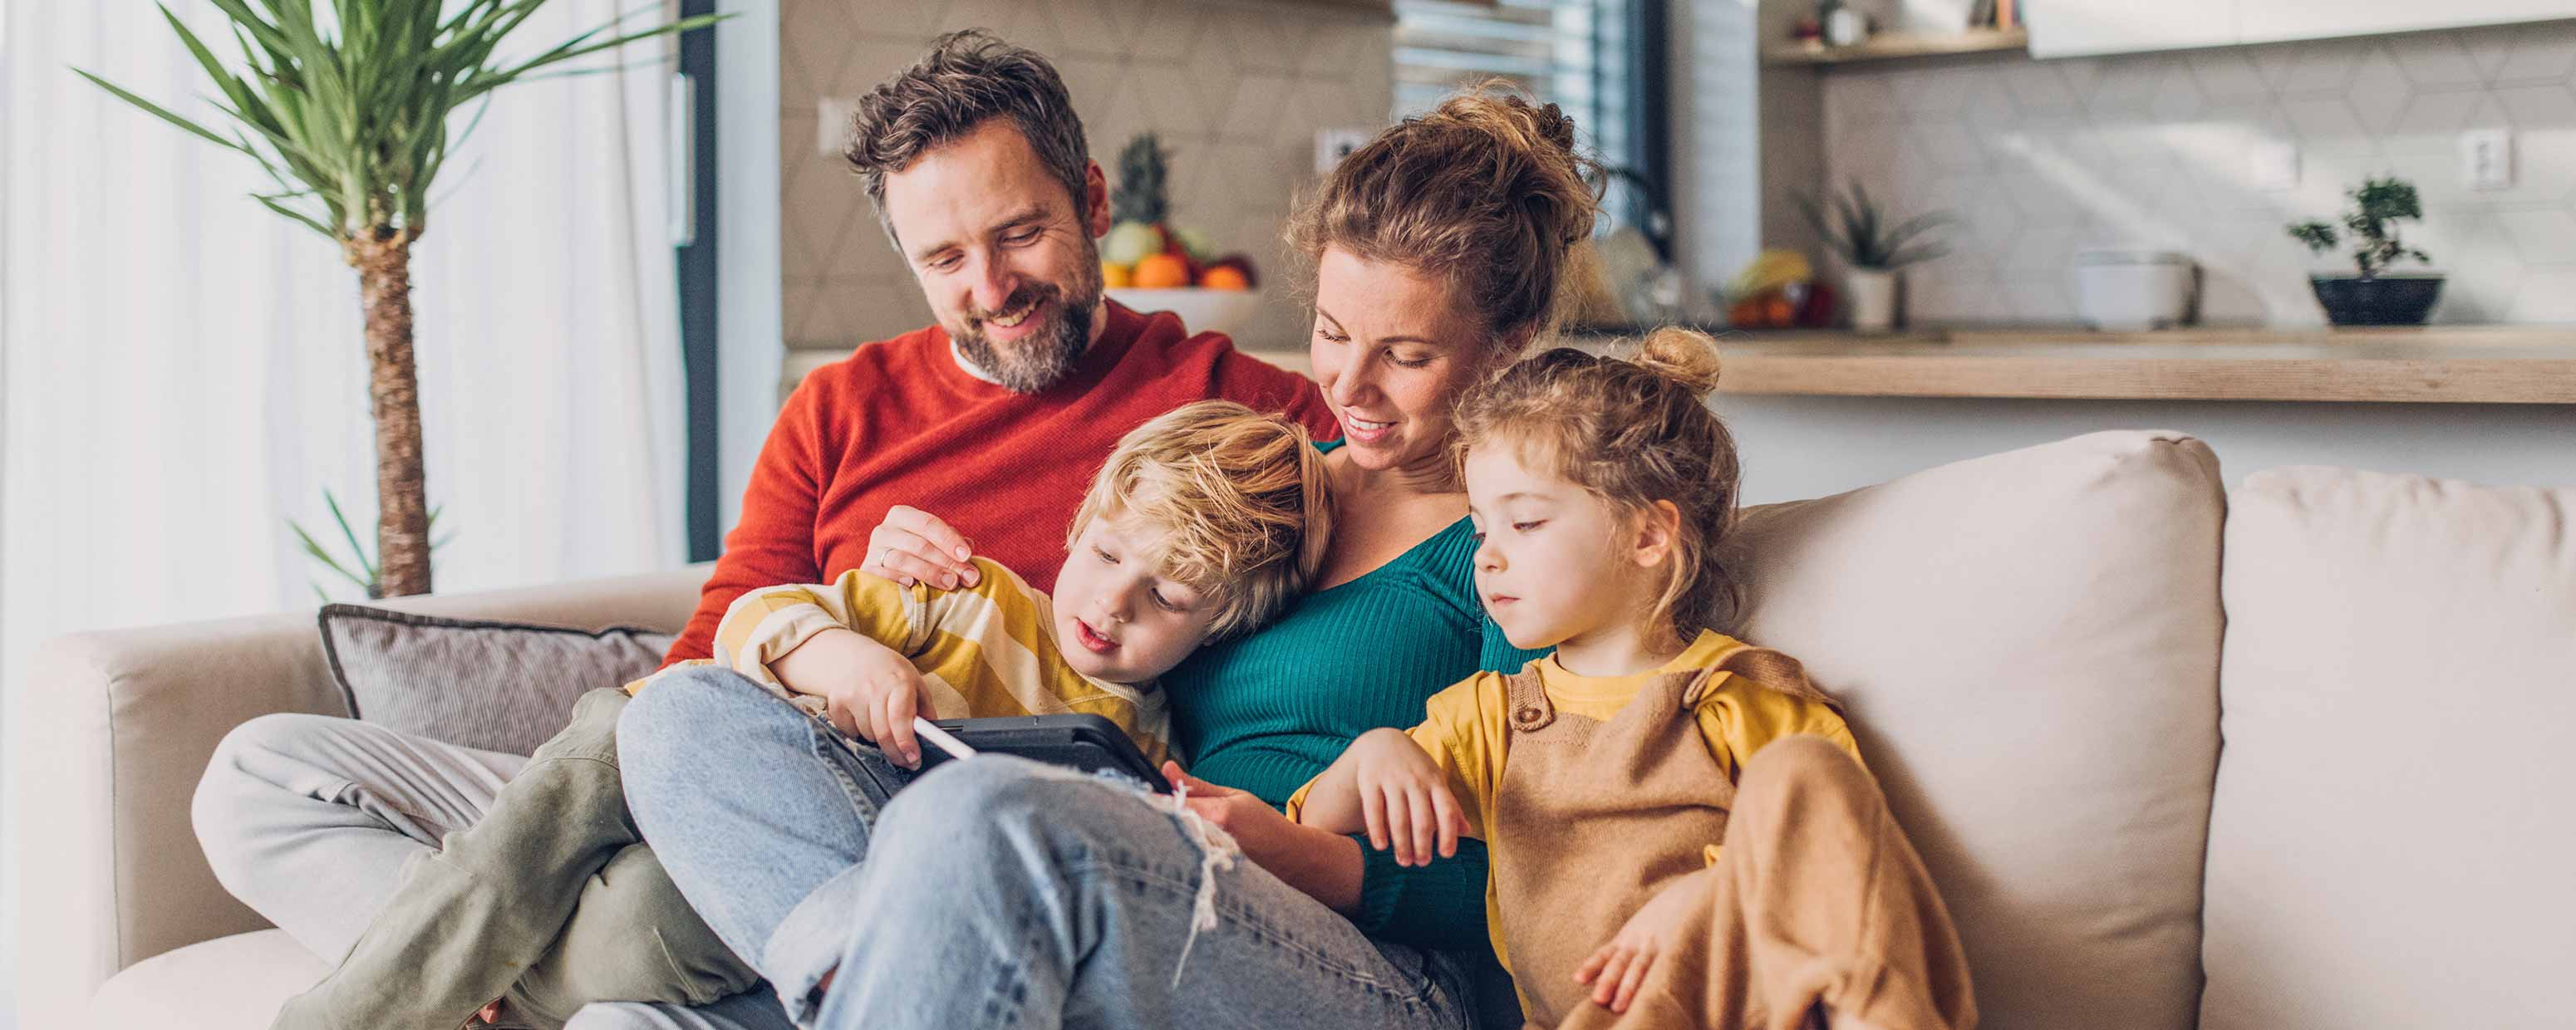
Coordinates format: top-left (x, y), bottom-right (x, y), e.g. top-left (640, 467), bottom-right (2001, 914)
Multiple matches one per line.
top-left (913, 717), bottom-right (980, 760)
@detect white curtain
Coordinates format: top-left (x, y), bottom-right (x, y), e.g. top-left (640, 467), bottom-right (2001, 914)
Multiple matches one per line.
top-left (0, 1), bottom-right (689, 1018)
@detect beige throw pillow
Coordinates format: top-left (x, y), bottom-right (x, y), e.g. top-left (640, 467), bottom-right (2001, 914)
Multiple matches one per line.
top-left (1729, 429), bottom-right (2228, 1030)
top-left (2200, 467), bottom-right (2576, 1030)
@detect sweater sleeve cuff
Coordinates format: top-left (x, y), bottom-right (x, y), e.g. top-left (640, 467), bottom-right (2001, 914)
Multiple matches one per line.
top-left (1351, 834), bottom-right (1413, 935)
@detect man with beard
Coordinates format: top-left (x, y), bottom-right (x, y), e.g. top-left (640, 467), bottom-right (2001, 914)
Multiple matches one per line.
top-left (189, 28), bottom-right (1333, 1030)
top-left (658, 28), bottom-right (1338, 665)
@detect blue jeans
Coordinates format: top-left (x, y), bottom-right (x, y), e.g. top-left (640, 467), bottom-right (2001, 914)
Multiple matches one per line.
top-left (618, 665), bottom-right (1478, 1030)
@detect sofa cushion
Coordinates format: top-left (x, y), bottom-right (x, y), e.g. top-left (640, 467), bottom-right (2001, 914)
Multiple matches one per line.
top-left (319, 604), bottom-right (673, 756)
top-left (1728, 429), bottom-right (2226, 1030)
top-left (89, 929), bottom-right (325, 1030)
top-left (2200, 468), bottom-right (2576, 1030)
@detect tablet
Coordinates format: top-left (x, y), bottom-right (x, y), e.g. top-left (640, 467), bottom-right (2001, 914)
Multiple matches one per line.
top-left (914, 713), bottom-right (1172, 793)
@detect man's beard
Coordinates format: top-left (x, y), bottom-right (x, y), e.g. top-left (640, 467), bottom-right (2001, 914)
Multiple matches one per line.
top-left (952, 258), bottom-right (1102, 395)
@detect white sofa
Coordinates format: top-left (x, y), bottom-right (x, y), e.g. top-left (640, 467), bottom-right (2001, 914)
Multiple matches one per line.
top-left (18, 430), bottom-right (2574, 1030)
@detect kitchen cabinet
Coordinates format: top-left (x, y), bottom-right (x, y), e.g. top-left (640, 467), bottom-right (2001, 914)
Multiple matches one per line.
top-left (2028, 0), bottom-right (2234, 57)
top-left (2029, 0), bottom-right (2576, 58)
top-left (2236, 0), bottom-right (2576, 46)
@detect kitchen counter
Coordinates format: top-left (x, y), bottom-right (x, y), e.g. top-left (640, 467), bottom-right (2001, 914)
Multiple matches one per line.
top-left (1242, 326), bottom-right (2576, 405)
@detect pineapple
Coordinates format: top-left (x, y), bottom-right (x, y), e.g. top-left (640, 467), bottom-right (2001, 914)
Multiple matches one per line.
top-left (1111, 132), bottom-right (1169, 226)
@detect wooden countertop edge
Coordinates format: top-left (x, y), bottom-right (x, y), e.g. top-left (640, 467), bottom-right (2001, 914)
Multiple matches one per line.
top-left (1239, 347), bottom-right (2576, 404)
top-left (1712, 353), bottom-right (2576, 404)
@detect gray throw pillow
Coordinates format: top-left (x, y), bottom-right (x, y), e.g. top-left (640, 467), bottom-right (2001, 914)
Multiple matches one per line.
top-left (318, 604), bottom-right (676, 757)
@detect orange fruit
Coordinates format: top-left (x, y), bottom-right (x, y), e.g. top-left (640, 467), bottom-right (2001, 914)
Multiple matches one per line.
top-left (1199, 266), bottom-right (1251, 291)
top-left (1101, 261), bottom-right (1134, 288)
top-left (1132, 253), bottom-right (1191, 289)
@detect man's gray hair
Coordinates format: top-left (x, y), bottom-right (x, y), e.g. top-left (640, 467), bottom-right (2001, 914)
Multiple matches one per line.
top-left (844, 29), bottom-right (1091, 249)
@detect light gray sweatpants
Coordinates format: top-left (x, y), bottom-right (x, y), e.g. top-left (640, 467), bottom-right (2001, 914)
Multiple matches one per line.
top-left (193, 710), bottom-right (793, 1030)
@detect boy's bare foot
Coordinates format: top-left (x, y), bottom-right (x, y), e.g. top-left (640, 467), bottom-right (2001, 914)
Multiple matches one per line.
top-left (468, 999), bottom-right (504, 1027)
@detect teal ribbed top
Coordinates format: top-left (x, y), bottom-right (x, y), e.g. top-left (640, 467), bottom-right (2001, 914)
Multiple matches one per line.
top-left (1164, 440), bottom-right (1546, 951)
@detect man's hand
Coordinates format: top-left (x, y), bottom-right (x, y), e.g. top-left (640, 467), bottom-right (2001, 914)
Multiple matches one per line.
top-left (772, 629), bottom-right (939, 767)
top-left (862, 505), bottom-right (979, 590)
top-left (1342, 728), bottom-right (1467, 867)
top-left (1573, 872), bottom-right (1706, 1013)
top-left (1163, 763), bottom-right (1364, 913)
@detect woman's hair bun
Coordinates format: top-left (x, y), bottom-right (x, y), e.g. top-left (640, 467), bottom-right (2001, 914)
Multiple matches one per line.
top-left (1632, 326), bottom-right (1723, 395)
top-left (1511, 94), bottom-right (1579, 155)
top-left (1427, 87), bottom-right (1595, 249)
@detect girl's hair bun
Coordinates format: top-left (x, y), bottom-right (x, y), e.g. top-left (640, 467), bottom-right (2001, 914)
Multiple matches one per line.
top-left (1632, 326), bottom-right (1723, 395)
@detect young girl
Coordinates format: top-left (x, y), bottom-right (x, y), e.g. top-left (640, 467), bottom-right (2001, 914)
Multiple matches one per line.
top-left (1290, 329), bottom-right (1975, 1030)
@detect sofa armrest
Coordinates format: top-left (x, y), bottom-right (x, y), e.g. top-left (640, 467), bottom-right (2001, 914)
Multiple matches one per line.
top-left (11, 563), bottom-right (713, 1030)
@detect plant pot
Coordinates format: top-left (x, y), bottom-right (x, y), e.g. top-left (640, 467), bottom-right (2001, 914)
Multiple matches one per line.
top-left (1846, 268), bottom-right (1899, 332)
top-left (2308, 273), bottom-right (2443, 326)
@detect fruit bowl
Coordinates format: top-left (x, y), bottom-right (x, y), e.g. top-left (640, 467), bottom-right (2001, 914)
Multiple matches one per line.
top-left (1107, 287), bottom-right (1266, 339)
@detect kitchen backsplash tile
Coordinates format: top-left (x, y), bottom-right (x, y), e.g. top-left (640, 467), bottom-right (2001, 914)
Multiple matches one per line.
top-left (779, 0), bottom-right (1393, 352)
top-left (1822, 18), bottom-right (2576, 325)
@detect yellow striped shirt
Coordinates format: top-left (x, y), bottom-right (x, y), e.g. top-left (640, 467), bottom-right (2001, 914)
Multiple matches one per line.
top-left (630, 557), bottom-right (1172, 766)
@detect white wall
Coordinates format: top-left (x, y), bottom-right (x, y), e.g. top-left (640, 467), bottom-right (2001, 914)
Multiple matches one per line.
top-left (1723, 396), bottom-right (2576, 505)
top-left (1820, 18), bottom-right (2576, 326)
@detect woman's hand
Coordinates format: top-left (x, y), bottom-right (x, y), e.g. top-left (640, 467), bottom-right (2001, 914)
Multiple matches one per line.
top-left (862, 505), bottom-right (980, 590)
top-left (1344, 728), bottom-right (1467, 867)
top-left (773, 629), bottom-right (939, 767)
top-left (1163, 763), bottom-right (1364, 914)
top-left (1572, 871), bottom-right (1704, 1013)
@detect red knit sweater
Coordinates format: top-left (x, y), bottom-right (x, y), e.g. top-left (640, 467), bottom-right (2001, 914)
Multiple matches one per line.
top-left (661, 301), bottom-right (1336, 668)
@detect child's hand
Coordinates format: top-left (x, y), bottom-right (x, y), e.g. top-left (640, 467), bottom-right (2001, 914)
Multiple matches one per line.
top-left (1347, 728), bottom-right (1468, 867)
top-left (1572, 876), bottom-right (1701, 1013)
top-left (775, 629), bottom-right (939, 767)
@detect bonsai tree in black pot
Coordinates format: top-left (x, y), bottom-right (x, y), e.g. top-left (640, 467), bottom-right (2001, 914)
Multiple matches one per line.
top-left (2287, 176), bottom-right (2442, 326)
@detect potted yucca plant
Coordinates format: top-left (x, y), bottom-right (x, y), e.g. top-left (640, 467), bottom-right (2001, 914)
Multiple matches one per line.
top-left (79, 0), bottom-right (723, 596)
top-left (1797, 179), bottom-right (1950, 332)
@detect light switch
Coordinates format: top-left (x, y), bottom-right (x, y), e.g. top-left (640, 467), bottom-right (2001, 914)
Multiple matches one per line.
top-left (2462, 128), bottom-right (2513, 190)
top-left (1315, 127), bottom-right (1371, 174)
top-left (818, 97), bottom-right (857, 159)
top-left (2249, 140), bottom-right (2298, 191)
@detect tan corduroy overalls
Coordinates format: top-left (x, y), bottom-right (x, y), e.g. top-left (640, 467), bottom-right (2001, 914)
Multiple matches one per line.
top-left (1487, 646), bottom-right (1977, 1030)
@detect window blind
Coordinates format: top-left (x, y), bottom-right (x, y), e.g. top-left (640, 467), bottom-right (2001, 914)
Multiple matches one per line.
top-left (1390, 0), bottom-right (1660, 243)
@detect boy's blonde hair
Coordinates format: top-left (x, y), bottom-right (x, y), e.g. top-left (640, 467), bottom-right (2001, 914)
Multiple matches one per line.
top-left (1453, 327), bottom-right (1738, 648)
top-left (1066, 400), bottom-right (1335, 640)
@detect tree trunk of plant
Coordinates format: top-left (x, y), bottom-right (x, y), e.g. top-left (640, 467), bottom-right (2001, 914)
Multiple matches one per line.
top-left (347, 229), bottom-right (434, 597)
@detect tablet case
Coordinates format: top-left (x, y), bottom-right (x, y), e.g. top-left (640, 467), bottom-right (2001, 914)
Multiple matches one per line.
top-left (916, 713), bottom-right (1172, 793)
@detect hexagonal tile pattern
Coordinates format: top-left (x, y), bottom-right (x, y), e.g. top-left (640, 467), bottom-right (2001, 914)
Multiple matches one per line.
top-left (2393, 86), bottom-right (2485, 137)
top-left (2186, 48), bottom-right (2271, 101)
top-left (2494, 83), bottom-right (2576, 128)
top-left (2000, 61), bottom-right (2078, 115)
top-left (2493, 30), bottom-right (2576, 82)
top-left (1820, 16), bottom-right (2576, 326)
top-left (775, 2), bottom-right (1393, 350)
top-left (2389, 32), bottom-right (2488, 87)
top-left (2344, 46), bottom-right (2413, 135)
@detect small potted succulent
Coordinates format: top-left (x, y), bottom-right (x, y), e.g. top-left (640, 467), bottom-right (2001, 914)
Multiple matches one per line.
top-left (2287, 176), bottom-right (2442, 326)
top-left (1797, 180), bottom-right (1949, 332)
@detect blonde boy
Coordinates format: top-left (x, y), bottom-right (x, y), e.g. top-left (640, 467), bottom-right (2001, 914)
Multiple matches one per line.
top-left (272, 400), bottom-right (1332, 1030)
top-left (699, 399), bottom-right (1334, 767)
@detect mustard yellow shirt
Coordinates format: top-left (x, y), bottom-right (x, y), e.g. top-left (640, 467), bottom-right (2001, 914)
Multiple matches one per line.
top-left (1288, 630), bottom-right (1861, 973)
top-left (628, 557), bottom-right (1173, 766)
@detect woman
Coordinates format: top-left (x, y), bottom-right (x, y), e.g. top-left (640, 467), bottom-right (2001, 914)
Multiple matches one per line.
top-left (621, 86), bottom-right (1592, 1030)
